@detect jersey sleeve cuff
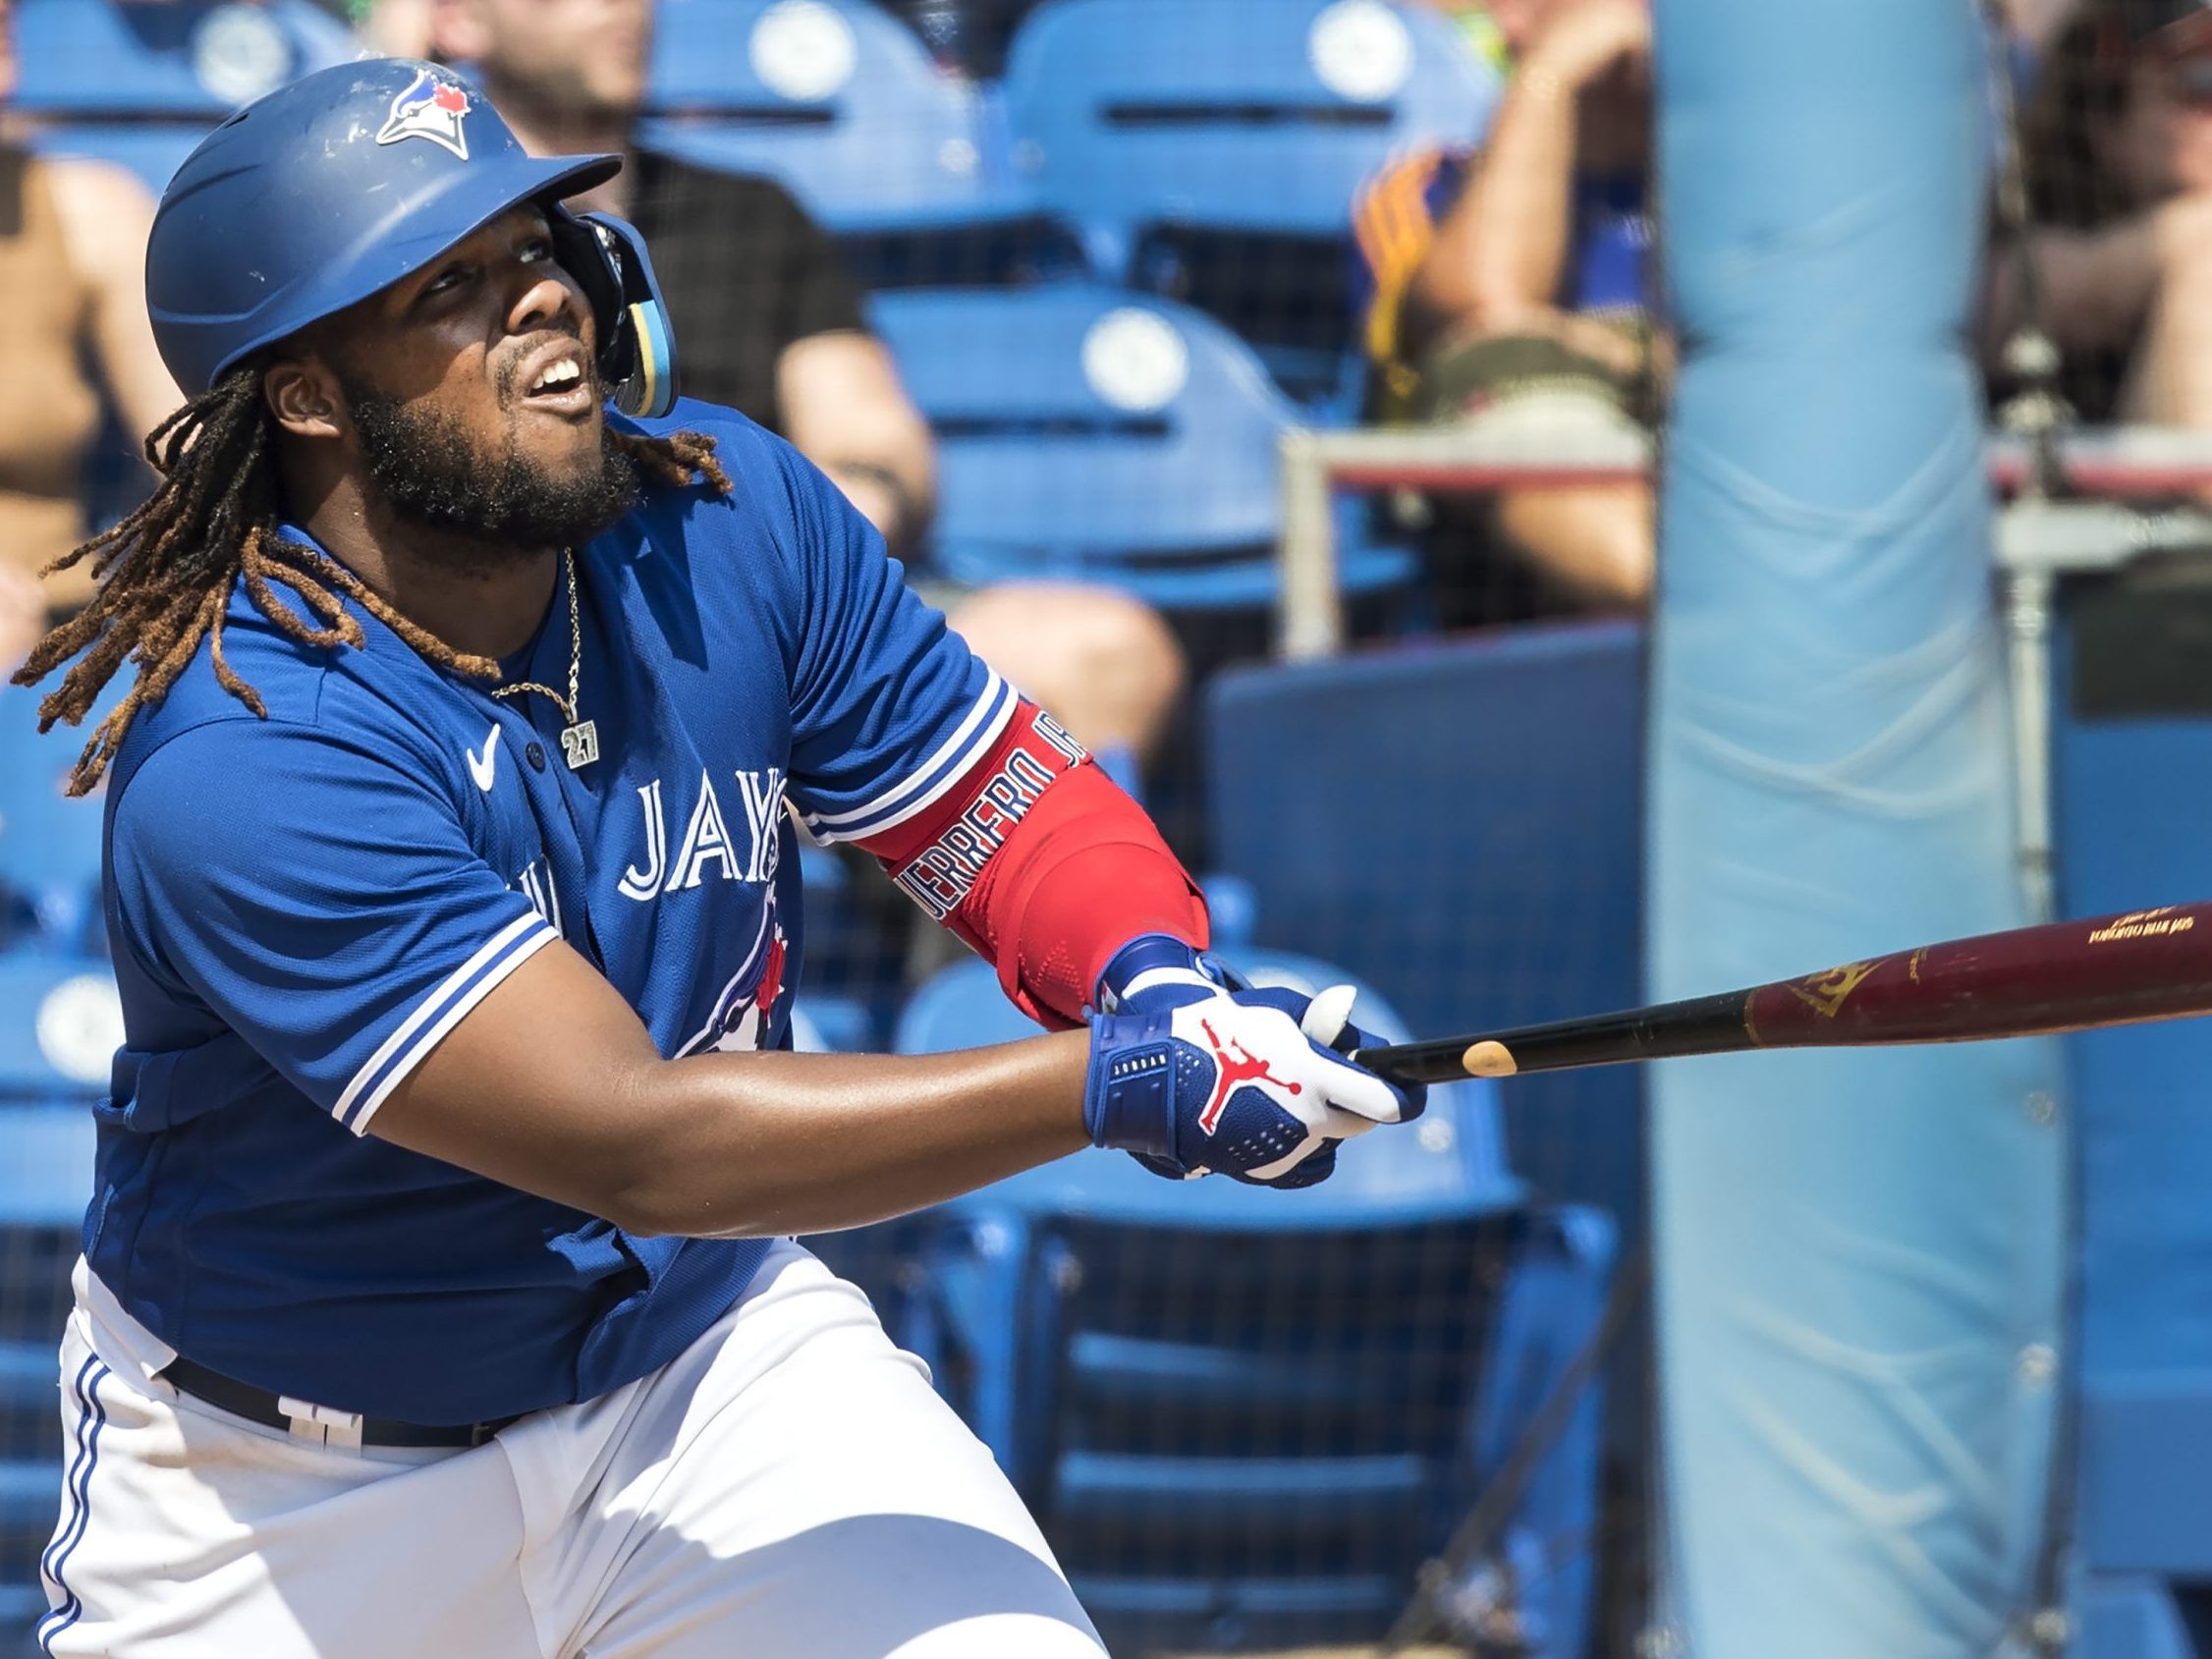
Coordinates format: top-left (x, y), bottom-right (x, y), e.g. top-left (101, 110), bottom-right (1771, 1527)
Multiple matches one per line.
top-left (798, 670), bottom-right (1020, 844)
top-left (332, 913), bottom-right (559, 1136)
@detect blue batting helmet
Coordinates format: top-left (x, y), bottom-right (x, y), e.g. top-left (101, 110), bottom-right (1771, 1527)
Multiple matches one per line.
top-left (146, 58), bottom-right (678, 418)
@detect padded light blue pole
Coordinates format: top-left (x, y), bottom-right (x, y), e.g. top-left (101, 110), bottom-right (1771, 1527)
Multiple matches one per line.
top-left (1650, 1), bottom-right (2062, 1651)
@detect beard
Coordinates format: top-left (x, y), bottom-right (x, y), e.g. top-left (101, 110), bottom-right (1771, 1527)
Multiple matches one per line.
top-left (341, 371), bottom-right (639, 568)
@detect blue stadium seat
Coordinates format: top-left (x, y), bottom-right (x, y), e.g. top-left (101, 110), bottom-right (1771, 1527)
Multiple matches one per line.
top-left (789, 841), bottom-right (903, 1051)
top-left (1001, 0), bottom-right (1500, 409)
top-left (640, 0), bottom-right (1030, 235)
top-left (1003, 0), bottom-right (1497, 258)
top-left (830, 953), bottom-right (1606, 1655)
top-left (13, 0), bottom-right (357, 192)
top-left (1205, 622), bottom-right (1648, 1254)
top-left (0, 954), bottom-right (108, 1658)
top-left (786, 998), bottom-right (864, 1053)
top-left (0, 955), bottom-right (118, 1118)
top-left (0, 685), bottom-right (115, 960)
top-left (2051, 596), bottom-right (2212, 1650)
top-left (1201, 626), bottom-right (1646, 1650)
top-left (877, 0), bottom-right (1045, 81)
top-left (871, 284), bottom-right (1415, 610)
top-left (0, 1109), bottom-right (96, 1655)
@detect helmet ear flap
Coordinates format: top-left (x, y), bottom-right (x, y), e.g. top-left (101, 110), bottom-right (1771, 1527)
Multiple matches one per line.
top-left (550, 207), bottom-right (679, 419)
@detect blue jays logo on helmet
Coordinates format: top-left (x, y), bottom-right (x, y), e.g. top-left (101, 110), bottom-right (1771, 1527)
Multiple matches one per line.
top-left (376, 67), bottom-right (472, 160)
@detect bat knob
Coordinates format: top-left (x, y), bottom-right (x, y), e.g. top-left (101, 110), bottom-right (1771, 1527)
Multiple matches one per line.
top-left (1462, 1040), bottom-right (1518, 1078)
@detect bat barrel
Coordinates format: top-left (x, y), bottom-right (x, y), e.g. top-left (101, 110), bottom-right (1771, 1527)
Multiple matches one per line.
top-left (1741, 901), bottom-right (2212, 1050)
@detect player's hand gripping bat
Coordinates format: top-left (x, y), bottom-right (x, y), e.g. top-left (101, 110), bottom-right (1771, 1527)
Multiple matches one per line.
top-left (1353, 902), bottom-right (2212, 1085)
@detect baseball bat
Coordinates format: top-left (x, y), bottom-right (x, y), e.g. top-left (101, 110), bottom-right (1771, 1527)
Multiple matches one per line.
top-left (1352, 901), bottom-right (2212, 1085)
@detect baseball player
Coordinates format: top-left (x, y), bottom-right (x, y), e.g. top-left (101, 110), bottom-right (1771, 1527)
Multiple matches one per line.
top-left (20, 60), bottom-right (1425, 1659)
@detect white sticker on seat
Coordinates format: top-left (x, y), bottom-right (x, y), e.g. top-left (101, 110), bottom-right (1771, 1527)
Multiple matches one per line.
top-left (1081, 308), bottom-right (1190, 414)
top-left (750, 0), bottom-right (858, 102)
top-left (1308, 0), bottom-right (1413, 102)
top-left (37, 974), bottom-right (124, 1086)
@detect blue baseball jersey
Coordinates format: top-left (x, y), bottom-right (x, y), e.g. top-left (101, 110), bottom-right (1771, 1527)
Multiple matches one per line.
top-left (92, 401), bottom-right (1018, 1425)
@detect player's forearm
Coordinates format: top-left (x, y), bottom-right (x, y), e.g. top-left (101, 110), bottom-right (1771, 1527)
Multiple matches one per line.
top-left (608, 1033), bottom-right (1092, 1239)
top-left (1414, 73), bottom-right (1581, 339)
top-left (373, 942), bottom-right (1091, 1238)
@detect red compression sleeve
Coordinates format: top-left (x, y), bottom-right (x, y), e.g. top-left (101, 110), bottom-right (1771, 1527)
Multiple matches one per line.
top-left (857, 701), bottom-right (1208, 1029)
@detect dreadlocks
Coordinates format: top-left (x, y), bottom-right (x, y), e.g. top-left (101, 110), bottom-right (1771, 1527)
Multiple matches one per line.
top-left (13, 364), bottom-right (733, 798)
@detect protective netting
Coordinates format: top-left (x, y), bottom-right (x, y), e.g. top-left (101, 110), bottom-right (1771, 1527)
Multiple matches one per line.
top-left (13, 0), bottom-right (1653, 1650)
top-left (0, 1228), bottom-right (74, 1655)
top-left (7, 0), bottom-right (2185, 1654)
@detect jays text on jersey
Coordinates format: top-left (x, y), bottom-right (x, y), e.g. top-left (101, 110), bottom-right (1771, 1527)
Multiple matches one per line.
top-left (91, 402), bottom-right (1028, 1425)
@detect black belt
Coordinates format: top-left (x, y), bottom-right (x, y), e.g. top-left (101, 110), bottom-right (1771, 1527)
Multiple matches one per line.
top-left (160, 1356), bottom-right (520, 1449)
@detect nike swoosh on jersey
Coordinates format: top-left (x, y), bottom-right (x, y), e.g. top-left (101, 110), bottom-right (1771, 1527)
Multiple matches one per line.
top-left (467, 724), bottom-right (501, 793)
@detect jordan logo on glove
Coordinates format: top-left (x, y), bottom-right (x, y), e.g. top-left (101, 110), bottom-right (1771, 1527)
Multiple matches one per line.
top-left (1197, 1017), bottom-right (1301, 1134)
top-left (1083, 938), bottom-right (1427, 1189)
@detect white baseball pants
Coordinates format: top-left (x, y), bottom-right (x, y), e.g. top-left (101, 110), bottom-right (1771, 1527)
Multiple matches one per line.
top-left (36, 1243), bottom-right (1106, 1658)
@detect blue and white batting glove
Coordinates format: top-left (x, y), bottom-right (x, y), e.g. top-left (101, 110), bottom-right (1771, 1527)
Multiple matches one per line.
top-left (1084, 981), bottom-right (1425, 1186)
top-left (1095, 932), bottom-right (1242, 1017)
top-left (1097, 932), bottom-right (1289, 1185)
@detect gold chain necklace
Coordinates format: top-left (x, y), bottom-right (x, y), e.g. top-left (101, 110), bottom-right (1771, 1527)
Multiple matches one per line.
top-left (490, 547), bottom-right (599, 770)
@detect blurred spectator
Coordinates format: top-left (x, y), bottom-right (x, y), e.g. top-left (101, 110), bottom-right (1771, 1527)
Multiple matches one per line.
top-left (0, 0), bottom-right (182, 667)
top-left (358, 0), bottom-right (435, 56)
top-left (1354, 0), bottom-right (1658, 620)
top-left (2009, 0), bottom-right (2084, 56)
top-left (1997, 0), bottom-right (2212, 433)
top-left (12, 0), bottom-right (358, 141)
top-left (432, 0), bottom-right (1184, 762)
